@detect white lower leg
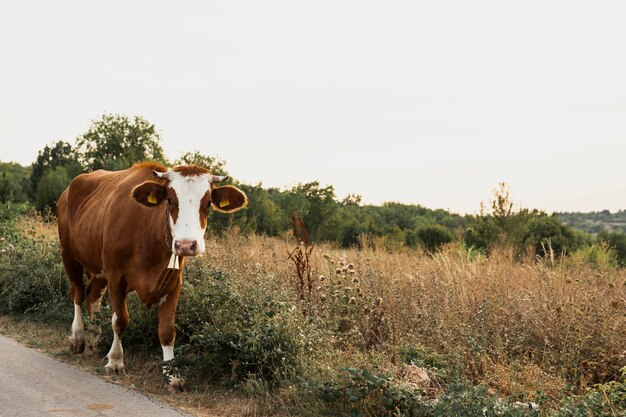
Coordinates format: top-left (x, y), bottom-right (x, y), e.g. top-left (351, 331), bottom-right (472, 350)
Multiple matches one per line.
top-left (105, 313), bottom-right (124, 372)
top-left (161, 343), bottom-right (183, 388)
top-left (69, 304), bottom-right (84, 349)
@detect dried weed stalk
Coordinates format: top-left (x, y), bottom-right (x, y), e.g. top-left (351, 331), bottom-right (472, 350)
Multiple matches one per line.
top-left (287, 213), bottom-right (316, 315)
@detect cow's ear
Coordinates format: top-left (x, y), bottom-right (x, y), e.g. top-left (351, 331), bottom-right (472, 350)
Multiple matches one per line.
top-left (132, 181), bottom-right (167, 207)
top-left (211, 185), bottom-right (248, 213)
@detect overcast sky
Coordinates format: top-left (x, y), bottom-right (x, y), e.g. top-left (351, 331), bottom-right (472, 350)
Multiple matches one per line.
top-left (1, 1), bottom-right (624, 214)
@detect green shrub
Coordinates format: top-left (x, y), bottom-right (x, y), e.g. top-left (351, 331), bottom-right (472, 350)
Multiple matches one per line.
top-left (556, 367), bottom-right (626, 416)
top-left (94, 265), bottom-right (306, 388)
top-left (0, 202), bottom-right (29, 243)
top-left (407, 224), bottom-right (455, 252)
top-left (167, 264), bottom-right (306, 387)
top-left (320, 368), bottom-right (541, 417)
top-left (398, 345), bottom-right (453, 383)
top-left (320, 368), bottom-right (424, 416)
top-left (0, 217), bottom-right (71, 323)
top-left (598, 232), bottom-right (626, 267)
top-left (35, 166), bottom-right (72, 214)
top-left (90, 274), bottom-right (305, 391)
top-left (0, 162), bottom-right (31, 203)
top-left (571, 243), bottom-right (617, 269)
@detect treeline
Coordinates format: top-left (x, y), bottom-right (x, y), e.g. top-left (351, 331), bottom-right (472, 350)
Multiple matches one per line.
top-left (557, 210), bottom-right (626, 234)
top-left (1, 113), bottom-right (625, 265)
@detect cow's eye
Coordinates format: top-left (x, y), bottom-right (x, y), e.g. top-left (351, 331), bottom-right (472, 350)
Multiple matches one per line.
top-left (167, 197), bottom-right (173, 206)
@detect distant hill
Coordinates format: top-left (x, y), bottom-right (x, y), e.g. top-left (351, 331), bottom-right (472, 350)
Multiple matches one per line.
top-left (555, 210), bottom-right (626, 234)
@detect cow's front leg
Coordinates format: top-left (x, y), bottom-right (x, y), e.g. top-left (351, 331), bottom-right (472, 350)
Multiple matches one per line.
top-left (61, 251), bottom-right (86, 354)
top-left (158, 283), bottom-right (184, 392)
top-left (105, 286), bottom-right (128, 374)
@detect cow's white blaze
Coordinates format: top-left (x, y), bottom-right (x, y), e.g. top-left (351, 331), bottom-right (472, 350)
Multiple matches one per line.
top-left (159, 170), bottom-right (213, 255)
top-left (106, 312), bottom-right (124, 371)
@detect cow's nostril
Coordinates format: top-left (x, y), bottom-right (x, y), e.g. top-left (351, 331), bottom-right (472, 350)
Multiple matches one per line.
top-left (174, 240), bottom-right (197, 256)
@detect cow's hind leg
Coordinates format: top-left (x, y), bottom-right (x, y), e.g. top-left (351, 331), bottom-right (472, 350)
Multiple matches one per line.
top-left (85, 274), bottom-right (108, 355)
top-left (86, 275), bottom-right (108, 319)
top-left (61, 251), bottom-right (85, 354)
top-left (105, 282), bottom-right (128, 374)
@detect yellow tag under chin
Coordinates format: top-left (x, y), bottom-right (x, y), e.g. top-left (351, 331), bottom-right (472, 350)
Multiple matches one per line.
top-left (219, 199), bottom-right (229, 208)
top-left (147, 192), bottom-right (157, 205)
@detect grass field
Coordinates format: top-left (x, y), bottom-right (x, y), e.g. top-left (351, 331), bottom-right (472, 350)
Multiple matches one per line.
top-left (0, 211), bottom-right (625, 416)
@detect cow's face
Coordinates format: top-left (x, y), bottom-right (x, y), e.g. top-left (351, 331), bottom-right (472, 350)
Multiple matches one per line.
top-left (132, 166), bottom-right (247, 256)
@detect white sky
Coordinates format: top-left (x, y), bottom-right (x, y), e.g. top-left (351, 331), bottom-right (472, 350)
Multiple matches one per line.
top-left (1, 1), bottom-right (625, 214)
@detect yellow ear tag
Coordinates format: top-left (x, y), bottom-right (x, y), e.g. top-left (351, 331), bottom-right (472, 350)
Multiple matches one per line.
top-left (147, 192), bottom-right (157, 205)
top-left (219, 199), bottom-right (229, 208)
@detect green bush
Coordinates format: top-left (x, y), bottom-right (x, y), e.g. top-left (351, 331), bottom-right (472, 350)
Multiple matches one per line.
top-left (79, 260), bottom-right (305, 388)
top-left (0, 217), bottom-right (71, 323)
top-left (556, 367), bottom-right (626, 416)
top-left (93, 264), bottom-right (306, 388)
top-left (35, 166), bottom-right (72, 213)
top-left (598, 232), bottom-right (626, 267)
top-left (525, 215), bottom-right (578, 258)
top-left (0, 162), bottom-right (31, 203)
top-left (572, 243), bottom-right (617, 269)
top-left (320, 368), bottom-right (541, 417)
top-left (407, 224), bottom-right (455, 252)
top-left (170, 266), bottom-right (305, 386)
top-left (398, 345), bottom-right (453, 383)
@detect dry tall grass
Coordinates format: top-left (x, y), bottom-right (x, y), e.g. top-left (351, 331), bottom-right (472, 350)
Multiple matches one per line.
top-left (201, 230), bottom-right (625, 404)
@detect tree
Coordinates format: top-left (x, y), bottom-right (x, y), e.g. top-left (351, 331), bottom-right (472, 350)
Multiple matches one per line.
top-left (0, 162), bottom-right (31, 203)
top-left (599, 232), bottom-right (626, 267)
top-left (525, 215), bottom-right (579, 258)
top-left (209, 183), bottom-right (283, 236)
top-left (35, 166), bottom-right (71, 213)
top-left (407, 224), bottom-right (455, 252)
top-left (464, 183), bottom-right (530, 254)
top-left (30, 141), bottom-right (81, 198)
top-left (289, 182), bottom-right (337, 241)
top-left (174, 151), bottom-right (228, 176)
top-left (342, 194), bottom-right (362, 206)
top-left (464, 183), bottom-right (585, 260)
top-left (76, 113), bottom-right (166, 170)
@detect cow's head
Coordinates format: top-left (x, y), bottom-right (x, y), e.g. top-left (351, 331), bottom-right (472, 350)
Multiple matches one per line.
top-left (132, 165), bottom-right (247, 256)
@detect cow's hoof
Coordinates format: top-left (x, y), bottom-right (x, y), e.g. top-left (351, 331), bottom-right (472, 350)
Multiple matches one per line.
top-left (167, 377), bottom-right (185, 393)
top-left (104, 361), bottom-right (125, 375)
top-left (69, 338), bottom-right (85, 354)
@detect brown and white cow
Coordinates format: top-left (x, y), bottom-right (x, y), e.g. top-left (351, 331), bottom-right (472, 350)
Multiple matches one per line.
top-left (57, 162), bottom-right (247, 391)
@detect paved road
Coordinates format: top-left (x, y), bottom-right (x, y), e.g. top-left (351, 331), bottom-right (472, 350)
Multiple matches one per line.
top-left (0, 334), bottom-right (191, 417)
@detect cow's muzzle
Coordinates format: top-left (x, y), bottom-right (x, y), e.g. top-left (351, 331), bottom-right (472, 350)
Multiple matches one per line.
top-left (174, 240), bottom-right (198, 256)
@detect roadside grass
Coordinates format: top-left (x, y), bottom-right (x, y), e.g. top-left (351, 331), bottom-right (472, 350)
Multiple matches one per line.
top-left (0, 210), bottom-right (625, 416)
top-left (0, 315), bottom-right (273, 417)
